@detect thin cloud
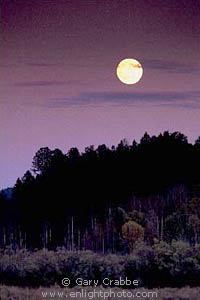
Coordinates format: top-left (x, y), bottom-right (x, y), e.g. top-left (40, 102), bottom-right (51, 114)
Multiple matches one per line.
top-left (26, 63), bottom-right (59, 67)
top-left (47, 91), bottom-right (200, 108)
top-left (1, 64), bottom-right (18, 68)
top-left (14, 81), bottom-right (66, 87)
top-left (13, 80), bottom-right (86, 87)
top-left (0, 63), bottom-right (59, 68)
top-left (153, 102), bottom-right (200, 109)
top-left (143, 59), bottom-right (200, 74)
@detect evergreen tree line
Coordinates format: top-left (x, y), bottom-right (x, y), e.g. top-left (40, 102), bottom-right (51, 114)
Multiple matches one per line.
top-left (1, 131), bottom-right (200, 251)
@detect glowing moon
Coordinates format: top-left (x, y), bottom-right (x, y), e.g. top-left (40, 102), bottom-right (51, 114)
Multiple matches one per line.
top-left (116, 58), bottom-right (143, 85)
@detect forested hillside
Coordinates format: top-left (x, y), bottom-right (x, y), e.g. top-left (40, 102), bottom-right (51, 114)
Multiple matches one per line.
top-left (1, 131), bottom-right (200, 251)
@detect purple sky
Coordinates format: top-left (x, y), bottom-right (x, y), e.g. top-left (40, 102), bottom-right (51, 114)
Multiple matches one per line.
top-left (1, 0), bottom-right (200, 189)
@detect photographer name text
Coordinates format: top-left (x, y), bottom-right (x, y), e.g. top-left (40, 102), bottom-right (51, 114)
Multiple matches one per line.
top-left (62, 277), bottom-right (139, 287)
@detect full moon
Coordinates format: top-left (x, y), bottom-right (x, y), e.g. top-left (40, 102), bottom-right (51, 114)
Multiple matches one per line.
top-left (116, 58), bottom-right (143, 85)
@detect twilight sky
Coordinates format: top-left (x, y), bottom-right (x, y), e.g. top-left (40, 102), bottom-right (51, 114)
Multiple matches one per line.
top-left (1, 0), bottom-right (200, 189)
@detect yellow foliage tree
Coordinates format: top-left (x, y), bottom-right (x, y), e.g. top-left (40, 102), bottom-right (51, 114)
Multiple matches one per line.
top-left (121, 220), bottom-right (144, 251)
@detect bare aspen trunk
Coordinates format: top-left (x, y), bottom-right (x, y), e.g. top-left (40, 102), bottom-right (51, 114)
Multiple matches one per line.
top-left (3, 227), bottom-right (6, 247)
top-left (156, 216), bottom-right (159, 239)
top-left (19, 227), bottom-right (22, 248)
top-left (78, 229), bottom-right (80, 250)
top-left (83, 230), bottom-right (85, 250)
top-left (161, 216), bottom-right (163, 241)
top-left (24, 232), bottom-right (27, 249)
top-left (68, 222), bottom-right (70, 250)
top-left (49, 226), bottom-right (52, 245)
top-left (94, 217), bottom-right (96, 252)
top-left (112, 227), bottom-right (114, 253)
top-left (45, 226), bottom-right (47, 249)
top-left (71, 216), bottom-right (74, 251)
